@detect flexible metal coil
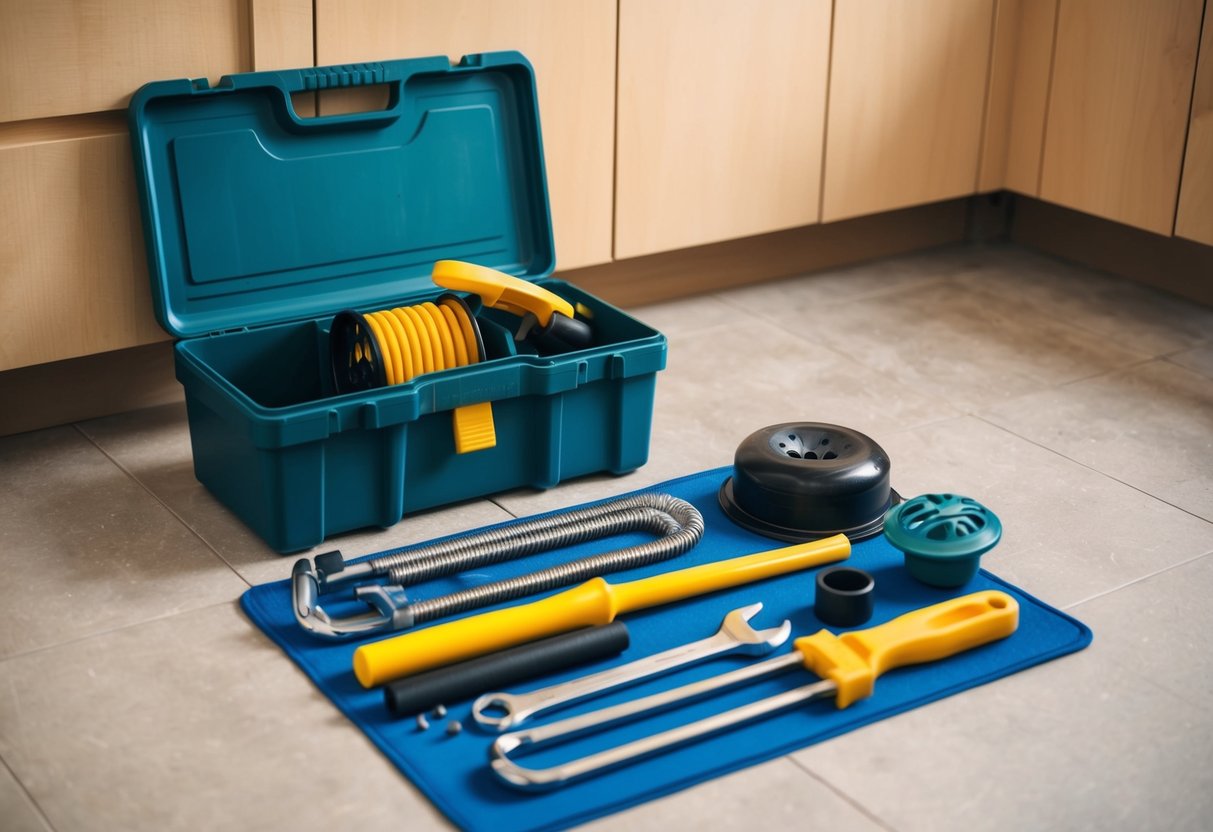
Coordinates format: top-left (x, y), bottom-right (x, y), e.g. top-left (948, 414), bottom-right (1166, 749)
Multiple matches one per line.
top-left (369, 493), bottom-right (704, 624)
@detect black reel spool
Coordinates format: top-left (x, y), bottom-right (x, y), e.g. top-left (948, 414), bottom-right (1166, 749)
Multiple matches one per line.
top-left (719, 422), bottom-right (900, 543)
top-left (329, 293), bottom-right (485, 395)
top-left (330, 310), bottom-right (387, 394)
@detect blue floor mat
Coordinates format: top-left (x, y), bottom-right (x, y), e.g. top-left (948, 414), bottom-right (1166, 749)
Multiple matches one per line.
top-left (241, 467), bottom-right (1091, 831)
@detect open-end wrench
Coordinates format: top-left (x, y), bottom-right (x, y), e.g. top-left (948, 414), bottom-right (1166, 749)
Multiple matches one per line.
top-left (472, 603), bottom-right (791, 731)
top-left (490, 590), bottom-right (1019, 790)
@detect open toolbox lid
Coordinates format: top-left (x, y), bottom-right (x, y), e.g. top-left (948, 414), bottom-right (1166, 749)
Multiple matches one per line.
top-left (128, 53), bottom-right (555, 339)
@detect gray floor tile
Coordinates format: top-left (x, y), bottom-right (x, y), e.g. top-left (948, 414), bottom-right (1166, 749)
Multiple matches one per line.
top-left (792, 644), bottom-right (1212, 832)
top-left (0, 761), bottom-right (51, 832)
top-left (727, 270), bottom-right (1149, 413)
top-left (956, 246), bottom-right (1213, 357)
top-left (630, 293), bottom-right (743, 338)
top-left (495, 316), bottom-right (959, 515)
top-left (1168, 344), bottom-right (1213, 380)
top-left (76, 403), bottom-right (515, 587)
top-left (0, 427), bottom-right (246, 658)
top-left (983, 360), bottom-right (1213, 522)
top-left (1069, 551), bottom-right (1213, 710)
top-left (721, 244), bottom-right (988, 315)
top-left (578, 756), bottom-right (889, 832)
top-left (875, 417), bottom-right (1213, 607)
top-left (0, 602), bottom-right (449, 832)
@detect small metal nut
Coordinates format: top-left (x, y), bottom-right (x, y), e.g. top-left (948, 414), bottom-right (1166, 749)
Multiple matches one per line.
top-left (445, 720), bottom-right (462, 737)
top-left (431, 704), bottom-right (447, 719)
top-left (416, 713), bottom-right (430, 731)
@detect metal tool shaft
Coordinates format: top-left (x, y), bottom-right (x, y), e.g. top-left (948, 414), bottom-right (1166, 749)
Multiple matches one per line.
top-left (491, 660), bottom-right (835, 789)
top-left (473, 603), bottom-right (790, 731)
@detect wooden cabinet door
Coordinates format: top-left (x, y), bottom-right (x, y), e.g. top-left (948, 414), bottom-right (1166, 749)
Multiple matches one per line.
top-left (314, 0), bottom-right (616, 271)
top-left (822, 0), bottom-right (995, 222)
top-left (614, 0), bottom-right (831, 259)
top-left (1175, 3), bottom-right (1213, 246)
top-left (0, 1), bottom-right (309, 371)
top-left (1039, 0), bottom-right (1203, 236)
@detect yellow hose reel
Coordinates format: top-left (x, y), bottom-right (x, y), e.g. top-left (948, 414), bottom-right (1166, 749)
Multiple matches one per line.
top-left (329, 261), bottom-right (593, 455)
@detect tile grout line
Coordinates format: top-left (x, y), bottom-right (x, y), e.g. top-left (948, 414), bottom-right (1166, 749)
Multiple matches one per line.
top-left (971, 414), bottom-right (1213, 528)
top-left (0, 599), bottom-right (239, 665)
top-left (70, 424), bottom-right (252, 589)
top-left (1062, 548), bottom-right (1213, 611)
top-left (786, 755), bottom-right (900, 832)
top-left (0, 754), bottom-right (57, 832)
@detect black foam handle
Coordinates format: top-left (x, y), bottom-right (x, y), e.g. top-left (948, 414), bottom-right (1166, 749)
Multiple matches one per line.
top-left (383, 622), bottom-right (630, 716)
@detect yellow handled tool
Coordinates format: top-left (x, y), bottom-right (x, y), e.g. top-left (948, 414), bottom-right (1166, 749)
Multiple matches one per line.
top-left (352, 534), bottom-right (852, 687)
top-left (432, 259), bottom-right (574, 327)
top-left (490, 590), bottom-right (1019, 790)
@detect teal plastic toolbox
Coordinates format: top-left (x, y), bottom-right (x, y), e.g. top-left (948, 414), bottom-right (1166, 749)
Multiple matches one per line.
top-left (128, 53), bottom-right (666, 553)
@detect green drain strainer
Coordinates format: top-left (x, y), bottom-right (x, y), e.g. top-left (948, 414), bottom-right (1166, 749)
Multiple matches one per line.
top-left (883, 494), bottom-right (1002, 587)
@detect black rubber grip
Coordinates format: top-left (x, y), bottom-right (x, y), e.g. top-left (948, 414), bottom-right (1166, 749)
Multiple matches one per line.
top-left (383, 622), bottom-right (630, 716)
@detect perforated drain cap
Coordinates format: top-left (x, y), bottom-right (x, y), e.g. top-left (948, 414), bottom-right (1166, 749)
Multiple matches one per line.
top-left (883, 494), bottom-right (1003, 587)
top-left (718, 422), bottom-right (898, 543)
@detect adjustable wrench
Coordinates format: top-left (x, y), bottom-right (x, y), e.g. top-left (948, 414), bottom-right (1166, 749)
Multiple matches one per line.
top-left (473, 603), bottom-right (791, 731)
top-left (490, 590), bottom-right (1019, 790)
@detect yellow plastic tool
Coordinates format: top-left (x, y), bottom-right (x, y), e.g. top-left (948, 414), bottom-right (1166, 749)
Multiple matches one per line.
top-left (352, 534), bottom-right (852, 688)
top-left (795, 589), bottom-right (1018, 707)
top-left (432, 259), bottom-right (574, 327)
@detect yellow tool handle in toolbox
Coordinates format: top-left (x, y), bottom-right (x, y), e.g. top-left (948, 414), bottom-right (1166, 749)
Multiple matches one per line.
top-left (432, 259), bottom-right (574, 327)
top-left (794, 589), bottom-right (1019, 708)
top-left (352, 534), bottom-right (852, 688)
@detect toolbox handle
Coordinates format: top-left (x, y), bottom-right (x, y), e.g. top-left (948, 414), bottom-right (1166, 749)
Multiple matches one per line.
top-left (277, 62), bottom-right (411, 130)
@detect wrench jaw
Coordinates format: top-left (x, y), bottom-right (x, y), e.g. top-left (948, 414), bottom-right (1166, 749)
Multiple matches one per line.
top-left (719, 602), bottom-right (793, 656)
top-left (472, 693), bottom-right (525, 732)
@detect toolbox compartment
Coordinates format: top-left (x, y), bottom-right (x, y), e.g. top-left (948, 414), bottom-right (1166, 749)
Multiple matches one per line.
top-left (130, 53), bottom-right (665, 552)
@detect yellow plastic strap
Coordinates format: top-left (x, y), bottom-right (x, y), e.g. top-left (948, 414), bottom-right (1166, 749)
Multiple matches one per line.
top-left (432, 259), bottom-right (574, 327)
top-left (794, 590), bottom-right (1019, 709)
top-left (452, 401), bottom-right (496, 455)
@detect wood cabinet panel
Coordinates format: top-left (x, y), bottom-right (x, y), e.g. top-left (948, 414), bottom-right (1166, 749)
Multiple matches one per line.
top-left (0, 127), bottom-right (167, 370)
top-left (0, 0), bottom-right (252, 123)
top-left (979, 0), bottom-right (1058, 195)
top-left (1039, 0), bottom-right (1203, 235)
top-left (250, 0), bottom-right (314, 71)
top-left (313, 0), bottom-right (616, 271)
top-left (1175, 4), bottom-right (1213, 246)
top-left (823, 0), bottom-right (996, 222)
top-left (614, 0), bottom-right (831, 259)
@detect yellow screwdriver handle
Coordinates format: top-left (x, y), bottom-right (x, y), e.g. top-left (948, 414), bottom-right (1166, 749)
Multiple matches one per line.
top-left (352, 535), bottom-right (852, 688)
top-left (432, 259), bottom-right (574, 327)
top-left (794, 589), bottom-right (1019, 708)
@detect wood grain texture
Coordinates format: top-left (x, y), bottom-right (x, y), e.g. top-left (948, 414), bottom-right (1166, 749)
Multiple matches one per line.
top-left (0, 133), bottom-right (168, 370)
top-left (250, 0), bottom-right (313, 71)
top-left (822, 0), bottom-right (996, 222)
top-left (314, 0), bottom-right (616, 271)
top-left (1175, 4), bottom-right (1213, 246)
top-left (613, 0), bottom-right (831, 259)
top-left (0, 0), bottom-right (251, 123)
top-left (1040, 0), bottom-right (1204, 235)
top-left (979, 0), bottom-right (1022, 192)
top-left (979, 0), bottom-right (1058, 195)
top-left (1003, 0), bottom-right (1058, 195)
top-left (561, 200), bottom-right (968, 308)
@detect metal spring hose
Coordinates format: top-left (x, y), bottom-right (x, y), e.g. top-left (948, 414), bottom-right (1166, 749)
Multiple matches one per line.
top-left (292, 493), bottom-right (705, 638)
